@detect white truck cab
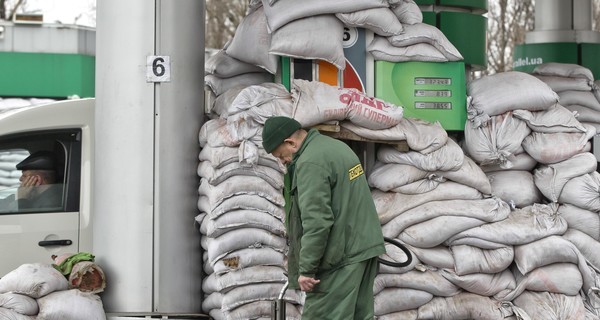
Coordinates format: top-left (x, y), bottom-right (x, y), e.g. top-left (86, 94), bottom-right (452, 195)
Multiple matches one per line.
top-left (0, 99), bottom-right (94, 275)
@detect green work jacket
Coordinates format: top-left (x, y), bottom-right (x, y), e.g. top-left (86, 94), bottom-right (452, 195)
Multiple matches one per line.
top-left (285, 129), bottom-right (385, 289)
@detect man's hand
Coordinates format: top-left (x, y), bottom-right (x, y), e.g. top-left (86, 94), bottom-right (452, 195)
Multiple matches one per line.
top-left (17, 175), bottom-right (41, 199)
top-left (298, 275), bottom-right (320, 292)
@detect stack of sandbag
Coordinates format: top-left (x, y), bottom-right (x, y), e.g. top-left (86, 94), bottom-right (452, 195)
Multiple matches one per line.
top-left (196, 117), bottom-right (304, 320)
top-left (0, 150), bottom-right (28, 188)
top-left (0, 98), bottom-right (55, 114)
top-left (0, 263), bottom-right (106, 319)
top-left (464, 70), bottom-right (595, 209)
top-left (531, 63), bottom-right (600, 132)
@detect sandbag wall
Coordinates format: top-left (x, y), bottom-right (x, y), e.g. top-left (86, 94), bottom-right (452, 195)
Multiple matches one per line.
top-left (0, 151), bottom-right (28, 188)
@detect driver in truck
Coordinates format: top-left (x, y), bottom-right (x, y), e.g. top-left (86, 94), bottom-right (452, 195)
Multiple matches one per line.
top-left (15, 151), bottom-right (62, 210)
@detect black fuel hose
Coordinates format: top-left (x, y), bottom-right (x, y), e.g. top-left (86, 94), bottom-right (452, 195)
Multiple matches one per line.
top-left (377, 237), bottom-right (413, 268)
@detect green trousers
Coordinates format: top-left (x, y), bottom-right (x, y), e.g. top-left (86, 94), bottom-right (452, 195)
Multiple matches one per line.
top-left (301, 257), bottom-right (379, 320)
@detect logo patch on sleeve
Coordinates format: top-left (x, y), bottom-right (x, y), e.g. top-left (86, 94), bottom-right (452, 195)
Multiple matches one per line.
top-left (349, 164), bottom-right (364, 181)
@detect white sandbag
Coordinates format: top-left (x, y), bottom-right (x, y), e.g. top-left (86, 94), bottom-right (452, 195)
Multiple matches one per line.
top-left (451, 245), bottom-right (514, 275)
top-left (0, 308), bottom-right (34, 320)
top-left (494, 263), bottom-right (583, 301)
top-left (559, 90), bottom-right (600, 112)
top-left (36, 289), bottom-right (105, 320)
top-left (374, 288), bottom-right (433, 315)
top-left (227, 83), bottom-right (293, 121)
top-left (368, 36), bottom-right (449, 62)
top-left (225, 7), bottom-right (278, 74)
top-left (212, 247), bottom-right (286, 275)
top-left (486, 170), bottom-right (543, 208)
top-left (336, 8), bottom-right (403, 36)
top-left (202, 272), bottom-right (218, 295)
top-left (513, 235), bottom-right (581, 275)
top-left (292, 79), bottom-right (404, 129)
top-left (382, 198), bottom-right (510, 239)
top-left (401, 243), bottom-right (454, 269)
top-left (221, 283), bottom-right (303, 311)
top-left (342, 117), bottom-right (448, 154)
top-left (522, 124), bottom-right (595, 164)
top-left (202, 209), bottom-right (285, 238)
top-left (0, 263), bottom-right (68, 299)
top-left (417, 292), bottom-right (517, 320)
top-left (205, 50), bottom-right (266, 78)
top-left (390, 0), bottom-right (422, 24)
top-left (563, 228), bottom-right (600, 270)
top-left (203, 251), bottom-right (213, 275)
top-left (197, 175), bottom-right (284, 209)
top-left (211, 86), bottom-right (246, 117)
top-left (388, 23), bottom-right (463, 61)
top-left (197, 161), bottom-right (284, 190)
top-left (447, 203), bottom-right (568, 246)
top-left (566, 104), bottom-right (600, 123)
top-left (391, 177), bottom-right (443, 194)
top-left (225, 301), bottom-right (301, 320)
top-left (440, 268), bottom-right (516, 297)
top-left (270, 15), bottom-right (345, 70)
top-left (214, 266), bottom-right (287, 292)
top-left (399, 215), bottom-right (490, 248)
top-left (207, 228), bottom-right (287, 264)
top-left (376, 138), bottom-right (464, 171)
top-left (209, 309), bottom-right (225, 320)
top-left (373, 270), bottom-right (461, 296)
top-left (199, 118), bottom-right (241, 148)
top-left (378, 240), bottom-right (419, 274)
top-left (377, 310), bottom-right (418, 320)
top-left (205, 72), bottom-right (273, 97)
top-left (464, 112), bottom-right (531, 167)
top-left (260, 0), bottom-right (388, 33)
top-left (513, 291), bottom-right (587, 320)
top-left (201, 291), bottom-right (223, 313)
top-left (367, 162), bottom-right (429, 191)
top-left (199, 144), bottom-right (284, 172)
top-left (558, 204), bottom-right (600, 241)
top-left (373, 182), bottom-right (483, 224)
top-left (513, 104), bottom-right (587, 133)
top-left (533, 74), bottom-right (594, 92)
top-left (467, 71), bottom-right (559, 127)
top-left (479, 152), bottom-right (537, 173)
top-left (533, 62), bottom-right (595, 82)
top-left (533, 152), bottom-right (597, 202)
top-left (199, 194), bottom-right (284, 220)
top-left (433, 156), bottom-right (492, 195)
top-left (0, 293), bottom-right (38, 316)
top-left (558, 171), bottom-right (600, 212)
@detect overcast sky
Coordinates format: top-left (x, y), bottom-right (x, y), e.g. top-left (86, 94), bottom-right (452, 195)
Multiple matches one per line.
top-left (24, 0), bottom-right (96, 27)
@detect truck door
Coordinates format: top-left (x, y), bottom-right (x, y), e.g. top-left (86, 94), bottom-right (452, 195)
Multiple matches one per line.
top-left (0, 129), bottom-right (82, 276)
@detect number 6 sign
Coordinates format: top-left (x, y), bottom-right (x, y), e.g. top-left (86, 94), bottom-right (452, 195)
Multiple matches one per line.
top-left (146, 55), bottom-right (171, 82)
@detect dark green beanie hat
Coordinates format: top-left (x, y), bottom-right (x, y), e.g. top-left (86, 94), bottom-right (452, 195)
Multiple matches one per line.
top-left (262, 116), bottom-right (302, 153)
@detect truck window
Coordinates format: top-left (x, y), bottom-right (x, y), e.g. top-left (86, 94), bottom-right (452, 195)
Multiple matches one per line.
top-left (0, 130), bottom-right (81, 214)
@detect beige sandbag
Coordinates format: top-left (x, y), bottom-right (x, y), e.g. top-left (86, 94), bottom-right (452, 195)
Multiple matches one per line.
top-left (0, 293), bottom-right (38, 316)
top-left (375, 288), bottom-right (433, 315)
top-left (533, 152), bottom-right (597, 202)
top-left (464, 112), bottom-right (531, 167)
top-left (558, 204), bottom-right (600, 241)
top-left (513, 291), bottom-right (587, 320)
top-left (197, 175), bottom-right (284, 209)
top-left (202, 272), bottom-right (218, 295)
top-left (201, 209), bottom-right (286, 238)
top-left (447, 203), bottom-right (568, 246)
top-left (467, 71), bottom-right (559, 128)
top-left (225, 7), bottom-right (278, 74)
top-left (201, 291), bottom-right (223, 313)
top-left (199, 193), bottom-right (284, 220)
top-left (402, 243), bottom-right (455, 269)
top-left (494, 263), bottom-right (583, 301)
top-left (0, 263), bottom-right (68, 299)
top-left (559, 90), bottom-right (600, 112)
top-left (212, 247), bottom-right (286, 275)
top-left (377, 310), bottom-right (418, 320)
top-left (533, 74), bottom-right (594, 92)
top-left (486, 170), bottom-right (543, 208)
top-left (479, 152), bottom-right (537, 173)
top-left (269, 15), bottom-right (345, 70)
top-left (399, 215), bottom-right (490, 248)
top-left (382, 198), bottom-right (510, 239)
top-left (0, 307), bottom-right (34, 320)
top-left (533, 62), bottom-right (595, 82)
top-left (378, 240), bottom-right (419, 274)
top-left (368, 36), bottom-right (449, 62)
top-left (205, 72), bottom-right (273, 97)
top-left (417, 292), bottom-right (518, 320)
top-left (198, 143), bottom-right (284, 172)
top-left (558, 171), bottom-right (600, 212)
top-left (226, 82), bottom-right (292, 116)
top-left (336, 7), bottom-right (403, 36)
top-left (205, 50), bottom-right (266, 78)
top-left (376, 138), bottom-right (464, 171)
top-left (440, 268), bottom-right (516, 297)
top-left (197, 161), bottom-right (284, 190)
top-left (433, 156), bottom-right (492, 195)
top-left (214, 266), bottom-right (287, 293)
top-left (391, 178), bottom-right (443, 194)
top-left (225, 301), bottom-right (301, 320)
top-left (373, 182), bottom-right (483, 224)
top-left (367, 161), bottom-right (429, 191)
top-left (342, 118), bottom-right (448, 154)
top-left (388, 23), bottom-right (463, 61)
top-left (523, 124), bottom-right (595, 164)
top-left (566, 104), bottom-right (600, 123)
top-left (513, 104), bottom-right (587, 133)
top-left (373, 270), bottom-right (461, 296)
top-left (199, 118), bottom-right (242, 148)
top-left (221, 283), bottom-right (303, 311)
top-left (563, 228), bottom-right (600, 270)
top-left (207, 228), bottom-right (287, 264)
top-left (390, 0), bottom-right (422, 24)
top-left (513, 235), bottom-right (580, 275)
top-left (36, 289), bottom-right (106, 320)
top-left (451, 245), bottom-right (514, 275)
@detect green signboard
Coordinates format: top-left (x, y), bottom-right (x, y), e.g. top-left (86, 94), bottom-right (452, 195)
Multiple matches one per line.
top-left (513, 42), bottom-right (579, 74)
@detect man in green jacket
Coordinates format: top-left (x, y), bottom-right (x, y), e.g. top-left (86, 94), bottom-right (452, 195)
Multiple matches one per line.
top-left (262, 116), bottom-right (386, 320)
